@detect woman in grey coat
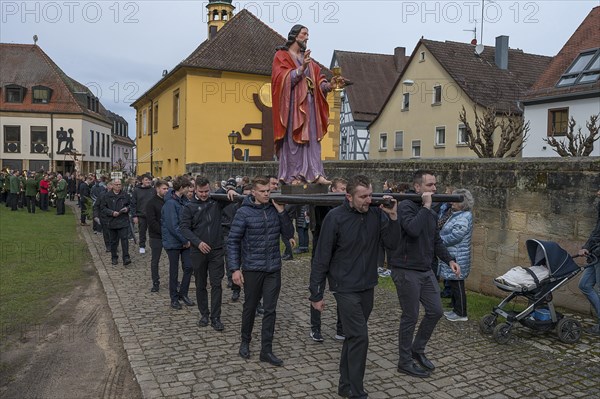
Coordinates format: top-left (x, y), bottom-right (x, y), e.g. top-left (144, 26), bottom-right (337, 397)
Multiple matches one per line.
top-left (438, 189), bottom-right (474, 322)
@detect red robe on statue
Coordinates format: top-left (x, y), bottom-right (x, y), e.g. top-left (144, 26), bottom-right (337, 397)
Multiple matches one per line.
top-left (271, 50), bottom-right (330, 146)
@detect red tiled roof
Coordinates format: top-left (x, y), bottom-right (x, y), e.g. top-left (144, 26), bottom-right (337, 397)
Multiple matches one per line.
top-left (0, 43), bottom-right (111, 123)
top-left (333, 50), bottom-right (406, 122)
top-left (421, 39), bottom-right (552, 113)
top-left (524, 6), bottom-right (600, 101)
top-left (133, 9), bottom-right (331, 106)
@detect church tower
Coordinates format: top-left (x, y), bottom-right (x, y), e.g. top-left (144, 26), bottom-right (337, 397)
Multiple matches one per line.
top-left (207, 0), bottom-right (235, 39)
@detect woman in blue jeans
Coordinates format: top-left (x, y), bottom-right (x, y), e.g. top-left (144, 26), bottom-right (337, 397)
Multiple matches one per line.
top-left (578, 188), bottom-right (600, 336)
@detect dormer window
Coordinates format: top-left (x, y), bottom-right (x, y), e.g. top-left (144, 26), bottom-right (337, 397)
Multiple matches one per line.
top-left (32, 85), bottom-right (52, 104)
top-left (87, 95), bottom-right (99, 112)
top-left (5, 84), bottom-right (26, 103)
top-left (557, 49), bottom-right (600, 87)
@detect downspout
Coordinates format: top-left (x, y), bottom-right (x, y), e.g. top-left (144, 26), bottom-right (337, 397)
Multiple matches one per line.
top-left (149, 99), bottom-right (153, 175)
top-left (50, 112), bottom-right (54, 172)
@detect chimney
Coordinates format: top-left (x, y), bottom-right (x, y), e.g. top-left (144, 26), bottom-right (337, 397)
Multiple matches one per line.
top-left (495, 35), bottom-right (509, 70)
top-left (394, 47), bottom-right (406, 73)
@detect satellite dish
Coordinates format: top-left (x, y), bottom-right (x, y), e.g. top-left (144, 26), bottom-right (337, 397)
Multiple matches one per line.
top-left (475, 44), bottom-right (484, 55)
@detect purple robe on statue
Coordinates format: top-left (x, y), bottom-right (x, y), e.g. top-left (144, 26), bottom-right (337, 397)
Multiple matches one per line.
top-left (277, 58), bottom-right (331, 184)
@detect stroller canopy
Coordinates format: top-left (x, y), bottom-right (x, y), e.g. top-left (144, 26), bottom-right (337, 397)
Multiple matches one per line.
top-left (526, 239), bottom-right (579, 279)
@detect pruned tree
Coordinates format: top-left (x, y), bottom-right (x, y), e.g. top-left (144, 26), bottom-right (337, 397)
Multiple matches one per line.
top-left (113, 158), bottom-right (126, 171)
top-left (459, 106), bottom-right (529, 158)
top-left (543, 115), bottom-right (599, 157)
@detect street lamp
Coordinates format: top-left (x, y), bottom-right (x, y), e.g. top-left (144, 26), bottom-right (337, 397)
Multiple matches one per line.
top-left (227, 130), bottom-right (239, 163)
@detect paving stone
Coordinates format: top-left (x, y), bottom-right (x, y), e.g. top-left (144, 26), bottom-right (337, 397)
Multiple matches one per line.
top-left (82, 228), bottom-right (600, 399)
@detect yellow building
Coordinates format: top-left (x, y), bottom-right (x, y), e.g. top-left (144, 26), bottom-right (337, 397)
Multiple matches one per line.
top-left (132, 2), bottom-right (339, 177)
top-left (369, 37), bottom-right (551, 159)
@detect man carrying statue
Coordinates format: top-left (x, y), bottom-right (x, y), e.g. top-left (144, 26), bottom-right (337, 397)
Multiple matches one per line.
top-left (272, 25), bottom-right (345, 186)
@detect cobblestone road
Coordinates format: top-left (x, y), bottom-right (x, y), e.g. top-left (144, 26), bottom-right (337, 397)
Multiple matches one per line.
top-left (81, 225), bottom-right (600, 399)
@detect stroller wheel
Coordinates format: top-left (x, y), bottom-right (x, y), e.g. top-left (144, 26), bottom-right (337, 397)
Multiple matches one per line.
top-left (556, 318), bottom-right (581, 344)
top-left (479, 314), bottom-right (497, 335)
top-left (493, 323), bottom-right (512, 345)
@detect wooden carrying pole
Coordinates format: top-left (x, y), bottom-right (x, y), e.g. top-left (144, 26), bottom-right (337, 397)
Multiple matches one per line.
top-left (209, 193), bottom-right (464, 207)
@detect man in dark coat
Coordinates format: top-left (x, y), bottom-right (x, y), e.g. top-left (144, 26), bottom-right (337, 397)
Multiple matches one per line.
top-left (24, 172), bottom-right (38, 213)
top-left (310, 175), bottom-right (399, 398)
top-left (227, 176), bottom-right (294, 367)
top-left (79, 175), bottom-right (94, 225)
top-left (146, 179), bottom-right (169, 293)
top-left (99, 179), bottom-right (132, 266)
top-left (131, 174), bottom-right (155, 254)
top-left (180, 177), bottom-right (237, 331)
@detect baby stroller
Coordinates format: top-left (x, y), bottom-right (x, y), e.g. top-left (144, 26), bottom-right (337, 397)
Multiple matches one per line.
top-left (479, 239), bottom-right (596, 345)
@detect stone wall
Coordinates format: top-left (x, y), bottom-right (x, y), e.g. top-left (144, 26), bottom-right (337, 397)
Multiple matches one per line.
top-left (189, 158), bottom-right (600, 314)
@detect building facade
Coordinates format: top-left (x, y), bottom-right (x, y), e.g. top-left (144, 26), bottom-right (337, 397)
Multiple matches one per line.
top-left (523, 6), bottom-right (600, 157)
top-left (1, 43), bottom-right (113, 174)
top-left (132, 1), bottom-right (340, 177)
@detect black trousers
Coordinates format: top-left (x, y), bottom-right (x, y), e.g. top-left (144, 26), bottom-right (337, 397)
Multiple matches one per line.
top-left (109, 227), bottom-right (130, 262)
top-left (138, 216), bottom-right (148, 248)
top-left (310, 304), bottom-right (343, 336)
top-left (26, 195), bottom-right (36, 213)
top-left (56, 198), bottom-right (65, 215)
top-left (191, 248), bottom-right (224, 320)
top-left (167, 248), bottom-right (193, 302)
top-left (449, 279), bottom-right (467, 317)
top-left (101, 221), bottom-right (111, 249)
top-left (391, 268), bottom-right (443, 365)
top-left (149, 238), bottom-right (163, 287)
top-left (241, 270), bottom-right (281, 354)
top-left (8, 193), bottom-right (18, 210)
top-left (334, 290), bottom-right (373, 399)
top-left (40, 193), bottom-right (49, 211)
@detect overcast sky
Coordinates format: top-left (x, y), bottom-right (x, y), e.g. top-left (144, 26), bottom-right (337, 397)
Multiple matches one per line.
top-left (2, 0), bottom-right (596, 134)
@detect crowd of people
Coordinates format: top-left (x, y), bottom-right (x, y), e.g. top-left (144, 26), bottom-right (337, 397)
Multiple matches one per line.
top-left (3, 167), bottom-right (598, 399)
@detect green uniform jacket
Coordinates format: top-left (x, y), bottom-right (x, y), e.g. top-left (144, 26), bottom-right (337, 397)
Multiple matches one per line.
top-left (55, 179), bottom-right (67, 199)
top-left (9, 175), bottom-right (20, 194)
top-left (25, 178), bottom-right (38, 196)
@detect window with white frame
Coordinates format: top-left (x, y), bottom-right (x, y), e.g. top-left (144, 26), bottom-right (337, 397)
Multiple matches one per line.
top-left (457, 124), bottom-right (468, 145)
top-left (419, 51), bottom-right (426, 62)
top-left (394, 131), bottom-right (403, 150)
top-left (402, 93), bottom-right (410, 110)
top-left (557, 49), bottom-right (600, 87)
top-left (412, 140), bottom-right (421, 158)
top-left (435, 127), bottom-right (446, 146)
top-left (379, 133), bottom-right (388, 151)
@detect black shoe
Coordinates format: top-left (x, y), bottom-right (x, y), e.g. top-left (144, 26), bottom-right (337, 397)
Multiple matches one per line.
top-left (171, 300), bottom-right (182, 310)
top-left (150, 284), bottom-right (159, 293)
top-left (337, 387), bottom-right (352, 398)
top-left (180, 295), bottom-right (195, 306)
top-left (412, 351), bottom-right (435, 371)
top-left (397, 362), bottom-right (431, 378)
top-left (231, 291), bottom-right (240, 302)
top-left (123, 258), bottom-right (132, 266)
top-left (259, 352), bottom-right (283, 367)
top-left (310, 330), bottom-right (324, 342)
top-left (239, 342), bottom-right (250, 359)
top-left (281, 254), bottom-right (293, 261)
top-left (111, 258), bottom-right (118, 265)
top-left (211, 319), bottom-right (224, 331)
top-left (197, 315), bottom-right (209, 327)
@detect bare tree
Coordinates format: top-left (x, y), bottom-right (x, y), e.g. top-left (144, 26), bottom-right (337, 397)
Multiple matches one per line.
top-left (113, 158), bottom-right (126, 171)
top-left (543, 115), bottom-right (599, 157)
top-left (459, 106), bottom-right (529, 158)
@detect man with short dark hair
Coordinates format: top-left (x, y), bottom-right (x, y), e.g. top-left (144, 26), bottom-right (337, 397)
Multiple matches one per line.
top-left (99, 179), bottom-right (132, 266)
top-left (131, 174), bottom-right (154, 254)
top-left (310, 175), bottom-right (398, 398)
top-left (24, 172), bottom-right (38, 213)
top-left (146, 179), bottom-right (169, 293)
top-left (181, 177), bottom-right (237, 330)
top-left (78, 175), bottom-right (93, 225)
top-left (388, 170), bottom-right (460, 378)
top-left (228, 176), bottom-right (294, 366)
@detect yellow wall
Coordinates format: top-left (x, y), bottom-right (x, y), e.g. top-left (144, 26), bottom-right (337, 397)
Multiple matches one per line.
top-left (135, 68), bottom-right (339, 177)
top-left (370, 43), bottom-right (480, 160)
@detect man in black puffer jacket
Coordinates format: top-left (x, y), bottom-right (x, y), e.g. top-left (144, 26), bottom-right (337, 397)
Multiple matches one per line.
top-left (99, 179), bottom-right (132, 266)
top-left (180, 177), bottom-right (237, 332)
top-left (227, 176), bottom-right (294, 367)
